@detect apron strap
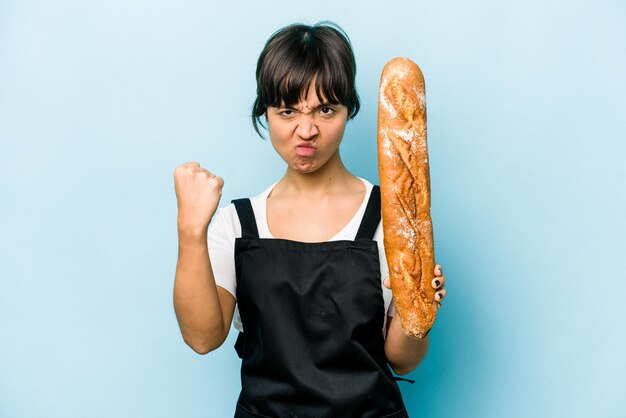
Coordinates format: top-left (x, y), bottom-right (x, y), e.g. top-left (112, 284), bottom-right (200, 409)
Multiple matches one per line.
top-left (393, 376), bottom-right (416, 384)
top-left (231, 198), bottom-right (260, 239)
top-left (355, 185), bottom-right (381, 240)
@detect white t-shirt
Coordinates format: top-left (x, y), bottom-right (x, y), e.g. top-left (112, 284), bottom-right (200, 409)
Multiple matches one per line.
top-left (208, 177), bottom-right (396, 338)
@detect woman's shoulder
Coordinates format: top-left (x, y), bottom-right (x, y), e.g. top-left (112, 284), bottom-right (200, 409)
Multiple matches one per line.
top-left (211, 182), bottom-right (277, 237)
top-left (209, 202), bottom-right (238, 240)
top-left (358, 176), bottom-right (375, 190)
top-left (355, 177), bottom-right (376, 203)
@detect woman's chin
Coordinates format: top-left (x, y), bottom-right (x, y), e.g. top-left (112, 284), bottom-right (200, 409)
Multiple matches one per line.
top-left (292, 165), bottom-right (317, 174)
top-left (290, 158), bottom-right (320, 173)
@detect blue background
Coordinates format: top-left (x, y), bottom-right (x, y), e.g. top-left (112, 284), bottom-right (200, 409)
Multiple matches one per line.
top-left (1, 1), bottom-right (624, 417)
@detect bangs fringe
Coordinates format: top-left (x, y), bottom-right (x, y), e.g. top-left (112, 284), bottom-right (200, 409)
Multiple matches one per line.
top-left (267, 61), bottom-right (345, 109)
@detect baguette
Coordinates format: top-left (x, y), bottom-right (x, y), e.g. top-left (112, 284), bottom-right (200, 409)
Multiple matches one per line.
top-left (377, 57), bottom-right (437, 339)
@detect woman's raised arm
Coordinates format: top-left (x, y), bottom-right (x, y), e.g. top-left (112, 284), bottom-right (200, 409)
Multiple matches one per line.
top-left (172, 162), bottom-right (235, 354)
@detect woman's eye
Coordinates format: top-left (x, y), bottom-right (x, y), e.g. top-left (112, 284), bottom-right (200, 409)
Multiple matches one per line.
top-left (279, 110), bottom-right (295, 117)
top-left (320, 107), bottom-right (335, 116)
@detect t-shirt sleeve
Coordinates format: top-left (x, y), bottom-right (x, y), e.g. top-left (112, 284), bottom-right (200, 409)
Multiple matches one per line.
top-left (374, 221), bottom-right (395, 318)
top-left (207, 206), bottom-right (237, 300)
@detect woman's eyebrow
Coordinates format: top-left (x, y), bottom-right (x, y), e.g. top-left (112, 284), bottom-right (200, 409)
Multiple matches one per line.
top-left (313, 102), bottom-right (333, 109)
top-left (302, 103), bottom-right (333, 111)
top-left (277, 102), bottom-right (333, 112)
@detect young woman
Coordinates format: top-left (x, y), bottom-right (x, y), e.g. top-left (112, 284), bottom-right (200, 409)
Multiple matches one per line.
top-left (173, 21), bottom-right (446, 418)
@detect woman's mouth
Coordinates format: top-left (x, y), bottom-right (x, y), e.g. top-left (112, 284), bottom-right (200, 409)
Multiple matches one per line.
top-left (296, 144), bottom-right (316, 157)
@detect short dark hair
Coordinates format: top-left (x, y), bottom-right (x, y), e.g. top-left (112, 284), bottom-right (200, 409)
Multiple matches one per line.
top-left (252, 21), bottom-right (360, 138)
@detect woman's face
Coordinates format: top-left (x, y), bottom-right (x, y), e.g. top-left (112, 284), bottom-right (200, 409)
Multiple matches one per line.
top-left (266, 80), bottom-right (348, 174)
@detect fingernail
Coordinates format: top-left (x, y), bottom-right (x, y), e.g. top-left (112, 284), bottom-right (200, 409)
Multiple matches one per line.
top-left (434, 279), bottom-right (440, 287)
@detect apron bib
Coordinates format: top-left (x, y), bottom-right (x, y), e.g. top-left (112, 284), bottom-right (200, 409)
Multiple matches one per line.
top-left (231, 185), bottom-right (408, 418)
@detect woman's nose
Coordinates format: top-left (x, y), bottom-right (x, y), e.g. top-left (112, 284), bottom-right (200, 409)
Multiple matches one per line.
top-left (295, 115), bottom-right (319, 139)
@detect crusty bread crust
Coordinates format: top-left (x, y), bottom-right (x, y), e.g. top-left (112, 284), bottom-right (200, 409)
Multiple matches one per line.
top-left (377, 57), bottom-right (437, 339)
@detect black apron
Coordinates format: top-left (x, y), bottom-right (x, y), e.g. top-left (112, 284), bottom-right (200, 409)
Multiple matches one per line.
top-left (231, 185), bottom-right (409, 418)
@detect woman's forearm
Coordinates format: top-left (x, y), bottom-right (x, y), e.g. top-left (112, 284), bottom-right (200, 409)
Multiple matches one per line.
top-left (384, 314), bottom-right (430, 375)
top-left (173, 228), bottom-right (226, 354)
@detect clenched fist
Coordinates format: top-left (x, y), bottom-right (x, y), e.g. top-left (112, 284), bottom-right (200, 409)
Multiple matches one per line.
top-left (173, 162), bottom-right (224, 236)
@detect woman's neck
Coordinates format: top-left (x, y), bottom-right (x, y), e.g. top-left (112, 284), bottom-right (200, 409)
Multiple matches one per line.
top-left (274, 152), bottom-right (359, 198)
